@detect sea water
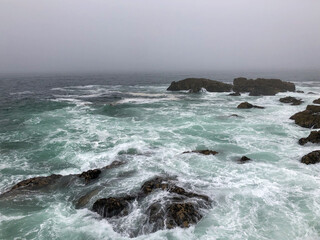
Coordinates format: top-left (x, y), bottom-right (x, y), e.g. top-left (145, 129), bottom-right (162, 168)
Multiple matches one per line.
top-left (0, 72), bottom-right (320, 240)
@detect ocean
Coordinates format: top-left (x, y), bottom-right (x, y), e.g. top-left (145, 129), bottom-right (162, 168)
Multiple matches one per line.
top-left (0, 71), bottom-right (320, 240)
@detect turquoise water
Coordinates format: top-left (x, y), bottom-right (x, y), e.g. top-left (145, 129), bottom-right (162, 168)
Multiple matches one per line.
top-left (0, 79), bottom-right (320, 240)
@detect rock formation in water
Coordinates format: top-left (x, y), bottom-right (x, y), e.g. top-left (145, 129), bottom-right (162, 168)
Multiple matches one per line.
top-left (237, 156), bottom-right (251, 163)
top-left (167, 78), bottom-right (233, 93)
top-left (301, 150), bottom-right (320, 164)
top-left (279, 96), bottom-right (303, 105)
top-left (182, 150), bottom-right (218, 155)
top-left (299, 131), bottom-right (320, 145)
top-left (290, 105), bottom-right (320, 128)
top-left (229, 92), bottom-right (241, 96)
top-left (313, 98), bottom-right (320, 104)
top-left (233, 77), bottom-right (295, 96)
top-left (237, 102), bottom-right (264, 109)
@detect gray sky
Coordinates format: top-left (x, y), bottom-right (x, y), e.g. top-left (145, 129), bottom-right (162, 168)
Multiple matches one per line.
top-left (1, 0), bottom-right (320, 73)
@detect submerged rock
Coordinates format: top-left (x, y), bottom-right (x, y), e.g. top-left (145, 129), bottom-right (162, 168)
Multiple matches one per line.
top-left (279, 96), bottom-right (303, 105)
top-left (299, 131), bottom-right (320, 145)
top-left (296, 90), bottom-right (304, 93)
top-left (229, 92), bottom-right (241, 96)
top-left (313, 98), bottom-right (320, 104)
top-left (10, 174), bottom-right (62, 191)
top-left (92, 196), bottom-right (135, 218)
top-left (167, 78), bottom-right (233, 93)
top-left (233, 77), bottom-right (295, 96)
top-left (237, 156), bottom-right (251, 163)
top-left (290, 105), bottom-right (320, 128)
top-left (301, 150), bottom-right (320, 164)
top-left (237, 102), bottom-right (264, 109)
top-left (182, 150), bottom-right (218, 155)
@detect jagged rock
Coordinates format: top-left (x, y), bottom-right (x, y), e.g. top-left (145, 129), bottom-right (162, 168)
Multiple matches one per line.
top-left (167, 78), bottom-right (233, 93)
top-left (237, 102), bottom-right (264, 109)
top-left (182, 150), bottom-right (218, 155)
top-left (296, 90), bottom-right (304, 93)
top-left (10, 174), bottom-right (62, 191)
top-left (279, 96), bottom-right (303, 105)
top-left (79, 169), bottom-right (101, 183)
top-left (313, 98), bottom-right (320, 104)
top-left (290, 105), bottom-right (320, 128)
top-left (166, 203), bottom-right (202, 229)
top-left (301, 150), bottom-right (320, 164)
top-left (92, 196), bottom-right (135, 218)
top-left (229, 92), bottom-right (241, 96)
top-left (233, 77), bottom-right (295, 96)
top-left (299, 131), bottom-right (320, 145)
top-left (237, 156), bottom-right (251, 163)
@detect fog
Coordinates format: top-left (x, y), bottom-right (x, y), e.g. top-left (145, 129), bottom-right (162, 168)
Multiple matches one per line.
top-left (1, 0), bottom-right (320, 74)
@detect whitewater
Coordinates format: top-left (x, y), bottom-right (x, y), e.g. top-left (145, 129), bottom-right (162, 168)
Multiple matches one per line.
top-left (0, 75), bottom-right (320, 240)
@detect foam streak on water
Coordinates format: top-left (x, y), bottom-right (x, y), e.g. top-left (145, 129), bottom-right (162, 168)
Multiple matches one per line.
top-left (0, 82), bottom-right (320, 240)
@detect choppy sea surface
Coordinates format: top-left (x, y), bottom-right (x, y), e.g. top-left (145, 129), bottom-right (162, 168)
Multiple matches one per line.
top-left (0, 72), bottom-right (320, 240)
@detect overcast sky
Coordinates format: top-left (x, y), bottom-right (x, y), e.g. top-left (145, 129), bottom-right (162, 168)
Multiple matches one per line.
top-left (1, 0), bottom-right (320, 74)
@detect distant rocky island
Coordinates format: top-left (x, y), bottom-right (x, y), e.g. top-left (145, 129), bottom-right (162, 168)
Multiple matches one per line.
top-left (167, 77), bottom-right (295, 95)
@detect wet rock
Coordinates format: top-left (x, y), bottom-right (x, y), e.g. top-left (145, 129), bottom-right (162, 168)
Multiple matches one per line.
top-left (301, 150), bottom-right (320, 164)
top-left (182, 149), bottom-right (218, 155)
top-left (298, 131), bottom-right (320, 145)
top-left (167, 78), bottom-right (233, 93)
top-left (79, 169), bottom-right (101, 183)
top-left (103, 160), bottom-right (125, 169)
top-left (166, 203), bottom-right (202, 229)
top-left (313, 98), bottom-right (320, 104)
top-left (229, 114), bottom-right (240, 117)
top-left (233, 77), bottom-right (295, 96)
top-left (229, 92), bottom-right (241, 96)
top-left (308, 92), bottom-right (316, 95)
top-left (279, 96), bottom-right (303, 105)
top-left (92, 196), bottom-right (135, 218)
top-left (237, 156), bottom-right (251, 163)
top-left (10, 174), bottom-right (62, 191)
top-left (237, 102), bottom-right (264, 109)
top-left (290, 105), bottom-right (320, 128)
top-left (76, 188), bottom-right (102, 209)
top-left (296, 90), bottom-right (304, 93)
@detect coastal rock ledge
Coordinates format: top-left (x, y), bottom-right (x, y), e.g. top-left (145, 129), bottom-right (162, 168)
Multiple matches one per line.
top-left (233, 77), bottom-right (295, 96)
top-left (167, 78), bottom-right (233, 93)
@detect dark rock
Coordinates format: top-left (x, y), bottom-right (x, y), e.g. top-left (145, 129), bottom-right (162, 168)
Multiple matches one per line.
top-left (10, 174), bottom-right (62, 191)
top-left (279, 96), bottom-right (303, 105)
top-left (296, 90), bottom-right (304, 93)
top-left (233, 77), bottom-right (295, 96)
top-left (308, 92), bottom-right (316, 95)
top-left (103, 160), bottom-right (125, 169)
top-left (301, 150), bottom-right (320, 164)
top-left (182, 150), bottom-right (218, 155)
top-left (166, 203), bottom-right (202, 229)
top-left (313, 98), bottom-right (320, 104)
top-left (229, 92), bottom-right (241, 96)
top-left (92, 196), bottom-right (135, 218)
top-left (290, 105), bottom-right (320, 128)
top-left (167, 78), bottom-right (233, 93)
top-left (237, 102), bottom-right (264, 109)
top-left (79, 169), bottom-right (101, 183)
top-left (237, 156), bottom-right (251, 163)
top-left (298, 131), bottom-right (320, 145)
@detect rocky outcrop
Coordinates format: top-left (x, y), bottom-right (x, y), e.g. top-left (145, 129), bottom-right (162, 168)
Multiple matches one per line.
top-left (237, 156), bottom-right (251, 163)
top-left (290, 105), bottom-right (320, 128)
top-left (299, 131), bottom-right (320, 145)
top-left (92, 176), bottom-right (211, 235)
top-left (233, 77), bottom-right (295, 96)
top-left (301, 150), bottom-right (320, 164)
top-left (279, 96), bottom-right (303, 105)
top-left (79, 169), bottom-right (101, 183)
top-left (182, 150), bottom-right (218, 155)
top-left (229, 92), bottom-right (241, 96)
top-left (167, 78), bottom-right (233, 93)
top-left (92, 196), bottom-right (136, 218)
top-left (313, 98), bottom-right (320, 104)
top-left (237, 102), bottom-right (264, 109)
